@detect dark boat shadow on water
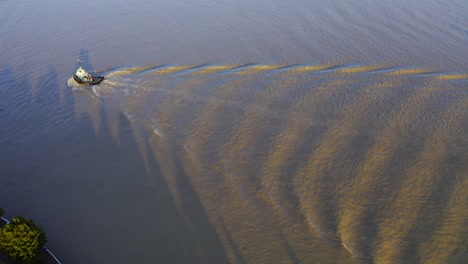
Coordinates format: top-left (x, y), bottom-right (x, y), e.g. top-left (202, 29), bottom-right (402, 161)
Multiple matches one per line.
top-left (0, 66), bottom-right (14, 114)
top-left (78, 48), bottom-right (93, 72)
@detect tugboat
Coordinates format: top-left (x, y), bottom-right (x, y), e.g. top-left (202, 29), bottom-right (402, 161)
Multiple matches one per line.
top-left (73, 66), bottom-right (104, 85)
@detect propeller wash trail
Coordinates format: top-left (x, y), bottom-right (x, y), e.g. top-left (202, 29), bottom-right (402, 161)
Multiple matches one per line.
top-left (71, 62), bottom-right (468, 263)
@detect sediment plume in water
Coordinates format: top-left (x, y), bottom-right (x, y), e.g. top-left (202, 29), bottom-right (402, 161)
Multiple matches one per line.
top-left (70, 63), bottom-right (468, 263)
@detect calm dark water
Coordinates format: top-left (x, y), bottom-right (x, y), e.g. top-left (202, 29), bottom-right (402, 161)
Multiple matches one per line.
top-left (0, 0), bottom-right (467, 263)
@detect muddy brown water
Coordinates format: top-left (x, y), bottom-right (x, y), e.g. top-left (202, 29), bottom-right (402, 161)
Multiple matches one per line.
top-left (1, 0), bottom-right (467, 263)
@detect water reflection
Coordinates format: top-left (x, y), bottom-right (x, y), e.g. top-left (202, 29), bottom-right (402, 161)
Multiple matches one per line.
top-left (71, 64), bottom-right (467, 263)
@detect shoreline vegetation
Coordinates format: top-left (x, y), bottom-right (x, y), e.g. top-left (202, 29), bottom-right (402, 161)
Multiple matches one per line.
top-left (0, 208), bottom-right (60, 264)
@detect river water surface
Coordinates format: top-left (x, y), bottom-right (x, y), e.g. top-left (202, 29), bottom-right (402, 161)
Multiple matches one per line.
top-left (0, 0), bottom-right (467, 263)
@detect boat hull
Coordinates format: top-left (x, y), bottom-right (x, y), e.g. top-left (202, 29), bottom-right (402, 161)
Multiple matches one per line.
top-left (73, 75), bottom-right (104, 85)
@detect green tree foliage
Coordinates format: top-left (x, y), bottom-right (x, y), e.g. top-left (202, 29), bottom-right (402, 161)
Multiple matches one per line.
top-left (0, 216), bottom-right (47, 264)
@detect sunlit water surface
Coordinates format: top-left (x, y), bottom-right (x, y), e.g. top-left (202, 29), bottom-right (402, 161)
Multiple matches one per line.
top-left (1, 0), bottom-right (467, 263)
